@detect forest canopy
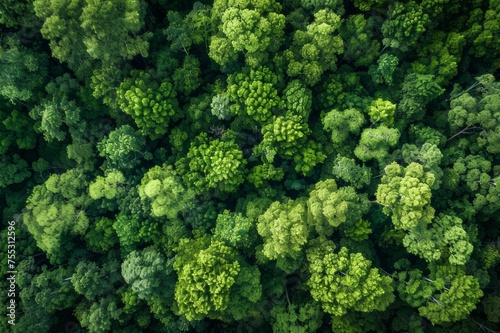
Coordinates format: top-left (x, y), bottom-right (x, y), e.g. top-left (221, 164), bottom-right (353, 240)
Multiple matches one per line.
top-left (1, 0), bottom-right (500, 332)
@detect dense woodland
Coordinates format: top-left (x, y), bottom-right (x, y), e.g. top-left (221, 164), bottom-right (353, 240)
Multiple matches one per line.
top-left (1, 0), bottom-right (500, 332)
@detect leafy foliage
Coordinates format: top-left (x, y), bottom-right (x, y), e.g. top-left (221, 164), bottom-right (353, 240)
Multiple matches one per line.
top-left (117, 70), bottom-right (180, 139)
top-left (4, 0), bottom-right (500, 331)
top-left (307, 241), bottom-right (394, 316)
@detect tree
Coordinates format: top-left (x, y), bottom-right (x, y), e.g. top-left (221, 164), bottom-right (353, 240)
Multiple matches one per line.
top-left (34, 0), bottom-right (151, 77)
top-left (396, 268), bottom-right (435, 308)
top-left (381, 1), bottom-right (429, 51)
top-left (398, 73), bottom-right (445, 123)
top-left (0, 154), bottom-right (31, 189)
top-left (369, 53), bottom-right (399, 86)
top-left (401, 142), bottom-right (444, 190)
top-left (257, 199), bottom-right (309, 273)
top-left (23, 169), bottom-right (91, 263)
top-left (322, 108), bottom-right (365, 146)
top-left (213, 210), bottom-right (257, 250)
top-left (465, 0), bottom-right (500, 68)
top-left (71, 254), bottom-right (122, 300)
top-left (1, 108), bottom-right (37, 152)
top-left (340, 14), bottom-right (380, 67)
top-left (319, 69), bottom-right (371, 111)
top-left (260, 114), bottom-right (310, 159)
top-left (137, 164), bottom-right (194, 219)
top-left (0, 0), bottom-right (38, 28)
top-left (270, 300), bottom-right (323, 333)
top-left (85, 217), bottom-right (119, 254)
top-left (307, 179), bottom-right (370, 236)
top-left (306, 240), bottom-right (394, 316)
top-left (411, 31), bottom-right (466, 85)
top-left (89, 170), bottom-right (126, 201)
top-left (172, 55), bottom-right (202, 96)
top-left (285, 9), bottom-right (343, 85)
top-left (174, 238), bottom-right (261, 321)
top-left (75, 295), bottom-right (124, 333)
top-left (226, 66), bottom-right (283, 123)
top-left (417, 266), bottom-right (483, 325)
top-left (448, 74), bottom-right (500, 154)
top-left (332, 155), bottom-right (372, 189)
top-left (210, 93), bottom-right (232, 120)
top-left (0, 38), bottom-right (48, 103)
top-left (366, 98), bottom-right (396, 127)
top-left (210, 0), bottom-right (285, 67)
top-left (121, 246), bottom-right (175, 303)
top-left (30, 74), bottom-right (82, 142)
top-left (354, 125), bottom-right (400, 164)
top-left (19, 265), bottom-right (79, 314)
top-left (283, 80), bottom-right (312, 119)
top-left (292, 140), bottom-right (327, 176)
top-left (248, 163), bottom-right (285, 188)
top-left (164, 2), bottom-right (212, 54)
top-left (97, 125), bottom-right (151, 171)
top-left (402, 214), bottom-right (473, 265)
top-left (352, 0), bottom-right (387, 11)
top-left (117, 70), bottom-right (181, 139)
top-left (80, 0), bottom-right (151, 65)
top-left (451, 154), bottom-right (500, 216)
top-left (301, 0), bottom-right (345, 13)
top-left (182, 133), bottom-right (247, 193)
top-left (375, 162), bottom-right (435, 231)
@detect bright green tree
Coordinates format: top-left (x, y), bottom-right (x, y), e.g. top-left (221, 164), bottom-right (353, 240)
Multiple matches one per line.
top-left (366, 98), bottom-right (396, 127)
top-left (322, 108), bottom-right (365, 145)
top-left (306, 240), bottom-right (394, 316)
top-left (285, 9), bottom-right (343, 85)
top-left (174, 238), bottom-right (262, 321)
top-left (182, 133), bottom-right (247, 193)
top-left (307, 179), bottom-right (370, 236)
top-left (417, 266), bottom-right (483, 325)
top-left (226, 66), bottom-right (283, 123)
top-left (401, 142), bottom-right (444, 190)
top-left (137, 164), bottom-right (195, 219)
top-left (23, 169), bottom-right (91, 263)
top-left (117, 70), bottom-right (180, 139)
top-left (354, 125), bottom-right (400, 164)
top-left (375, 162), bottom-right (435, 231)
top-left (283, 80), bottom-right (312, 119)
top-left (257, 199), bottom-right (309, 273)
top-left (402, 214), bottom-right (473, 265)
top-left (260, 115), bottom-right (310, 159)
top-left (213, 210), bottom-right (256, 250)
top-left (210, 0), bottom-right (285, 67)
top-left (89, 170), bottom-right (126, 201)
